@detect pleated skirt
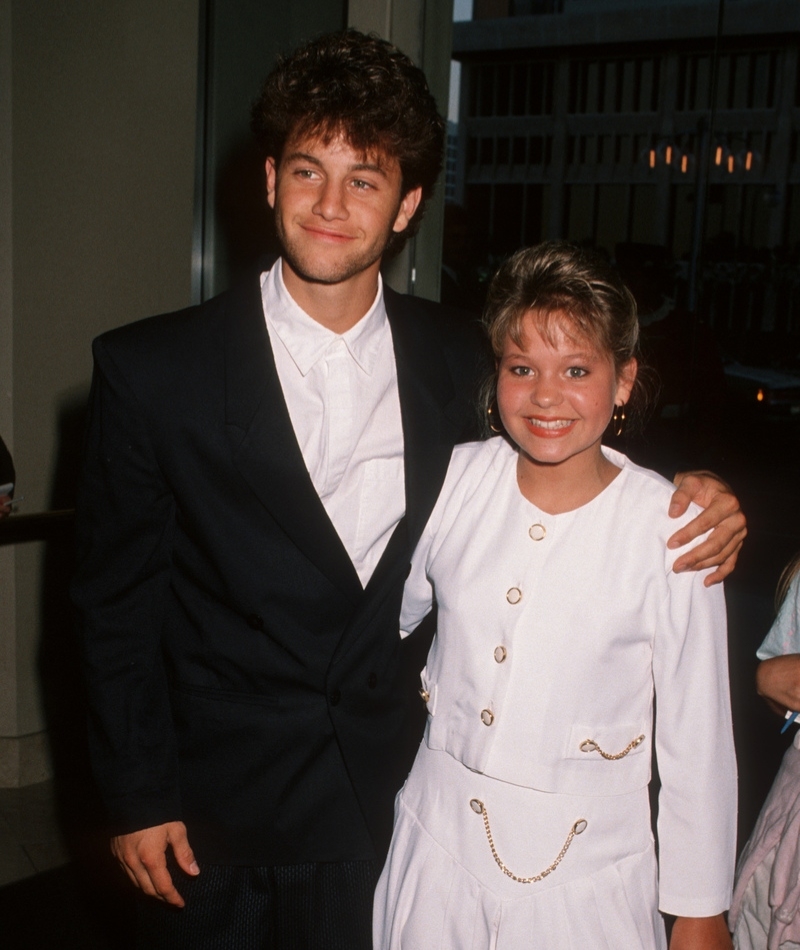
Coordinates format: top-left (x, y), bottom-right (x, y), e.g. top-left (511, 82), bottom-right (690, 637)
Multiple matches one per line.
top-left (374, 742), bottom-right (665, 950)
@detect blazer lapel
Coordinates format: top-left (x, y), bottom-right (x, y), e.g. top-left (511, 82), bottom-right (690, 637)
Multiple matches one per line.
top-left (386, 288), bottom-right (470, 552)
top-left (223, 276), bottom-right (362, 601)
top-left (332, 290), bottom-right (475, 662)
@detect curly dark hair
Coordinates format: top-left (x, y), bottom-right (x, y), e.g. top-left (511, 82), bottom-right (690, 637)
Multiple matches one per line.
top-left (251, 30), bottom-right (445, 246)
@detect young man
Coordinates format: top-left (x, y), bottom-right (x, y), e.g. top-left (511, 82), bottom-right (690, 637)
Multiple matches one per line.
top-left (72, 30), bottom-right (745, 950)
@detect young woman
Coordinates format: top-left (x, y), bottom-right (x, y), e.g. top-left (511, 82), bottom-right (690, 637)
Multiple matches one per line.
top-left (374, 243), bottom-right (736, 950)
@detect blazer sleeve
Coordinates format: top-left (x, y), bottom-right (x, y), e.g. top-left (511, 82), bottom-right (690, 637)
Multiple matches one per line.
top-left (653, 561), bottom-right (737, 917)
top-left (72, 337), bottom-right (182, 834)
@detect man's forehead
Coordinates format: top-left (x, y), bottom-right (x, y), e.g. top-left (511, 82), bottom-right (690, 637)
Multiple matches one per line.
top-left (280, 128), bottom-right (397, 171)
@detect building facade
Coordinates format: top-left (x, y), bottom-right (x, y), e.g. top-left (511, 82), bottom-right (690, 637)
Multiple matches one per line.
top-left (453, 0), bottom-right (800, 264)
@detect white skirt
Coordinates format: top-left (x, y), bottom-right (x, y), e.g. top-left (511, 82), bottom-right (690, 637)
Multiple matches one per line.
top-left (374, 741), bottom-right (665, 950)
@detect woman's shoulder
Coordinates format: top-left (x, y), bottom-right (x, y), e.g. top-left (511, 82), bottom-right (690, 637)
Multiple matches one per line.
top-left (605, 447), bottom-right (700, 521)
top-left (603, 447), bottom-right (707, 571)
top-left (427, 437), bottom-right (515, 529)
top-left (443, 437), bottom-right (516, 495)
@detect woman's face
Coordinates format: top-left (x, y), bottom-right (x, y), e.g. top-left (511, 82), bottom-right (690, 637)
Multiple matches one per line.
top-left (496, 309), bottom-right (636, 473)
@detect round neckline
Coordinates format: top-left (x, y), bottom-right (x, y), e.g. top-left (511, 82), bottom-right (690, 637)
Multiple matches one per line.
top-left (509, 444), bottom-right (628, 519)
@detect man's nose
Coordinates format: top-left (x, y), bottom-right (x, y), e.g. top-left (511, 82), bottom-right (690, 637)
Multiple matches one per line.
top-left (313, 179), bottom-right (348, 220)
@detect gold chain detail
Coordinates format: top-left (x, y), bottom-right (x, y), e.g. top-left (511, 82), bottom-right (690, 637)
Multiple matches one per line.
top-left (579, 734), bottom-right (645, 760)
top-left (470, 799), bottom-right (587, 884)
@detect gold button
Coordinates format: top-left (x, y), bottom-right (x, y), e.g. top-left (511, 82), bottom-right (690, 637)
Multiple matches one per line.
top-left (470, 798), bottom-right (484, 814)
top-left (529, 523), bottom-right (546, 541)
top-left (506, 587), bottom-right (522, 604)
top-left (494, 646), bottom-right (507, 663)
top-left (580, 739), bottom-right (599, 753)
top-left (573, 819), bottom-right (588, 835)
top-left (480, 708), bottom-right (494, 726)
top-left (419, 688), bottom-right (430, 703)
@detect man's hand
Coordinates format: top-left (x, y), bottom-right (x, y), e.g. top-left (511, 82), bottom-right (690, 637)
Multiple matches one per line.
top-left (669, 914), bottom-right (732, 950)
top-left (667, 471), bottom-right (747, 586)
top-left (0, 494), bottom-right (11, 519)
top-left (111, 820), bottom-right (199, 908)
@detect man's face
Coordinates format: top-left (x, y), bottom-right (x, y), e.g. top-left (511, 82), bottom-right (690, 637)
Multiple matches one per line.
top-left (266, 132), bottom-right (421, 288)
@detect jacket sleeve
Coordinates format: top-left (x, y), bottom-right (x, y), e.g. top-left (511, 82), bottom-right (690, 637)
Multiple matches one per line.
top-left (653, 561), bottom-right (737, 917)
top-left (71, 337), bottom-right (181, 834)
top-left (399, 519), bottom-right (436, 639)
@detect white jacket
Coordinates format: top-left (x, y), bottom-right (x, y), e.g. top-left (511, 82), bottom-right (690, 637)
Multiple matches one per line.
top-left (401, 437), bottom-right (737, 917)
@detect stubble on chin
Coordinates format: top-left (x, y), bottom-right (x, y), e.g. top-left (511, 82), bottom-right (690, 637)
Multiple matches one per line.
top-left (275, 218), bottom-right (396, 287)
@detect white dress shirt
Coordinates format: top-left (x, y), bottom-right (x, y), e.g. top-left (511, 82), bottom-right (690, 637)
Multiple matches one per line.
top-left (261, 261), bottom-right (405, 587)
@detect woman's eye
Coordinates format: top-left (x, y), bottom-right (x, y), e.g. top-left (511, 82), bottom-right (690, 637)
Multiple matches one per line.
top-left (510, 365), bottom-right (531, 376)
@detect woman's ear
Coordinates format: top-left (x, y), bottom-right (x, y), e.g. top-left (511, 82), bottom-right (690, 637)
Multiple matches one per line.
top-left (615, 357), bottom-right (638, 405)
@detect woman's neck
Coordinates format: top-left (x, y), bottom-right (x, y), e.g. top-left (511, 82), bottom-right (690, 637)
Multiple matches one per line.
top-left (515, 446), bottom-right (621, 515)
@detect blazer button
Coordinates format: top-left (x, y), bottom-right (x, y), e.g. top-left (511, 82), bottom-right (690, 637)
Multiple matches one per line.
top-left (480, 708), bottom-right (494, 726)
top-left (529, 523), bottom-right (546, 541)
top-left (494, 646), bottom-right (507, 663)
top-left (506, 587), bottom-right (522, 604)
top-left (367, 672), bottom-right (378, 689)
top-left (329, 689), bottom-right (341, 706)
top-left (247, 613), bottom-right (265, 631)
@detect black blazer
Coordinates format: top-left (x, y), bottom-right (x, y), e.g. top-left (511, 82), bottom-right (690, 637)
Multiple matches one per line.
top-left (72, 274), bottom-right (488, 865)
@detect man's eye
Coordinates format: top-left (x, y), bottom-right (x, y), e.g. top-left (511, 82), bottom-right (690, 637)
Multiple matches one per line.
top-left (567, 367), bottom-right (588, 378)
top-left (510, 366), bottom-right (531, 376)
top-left (352, 179), bottom-right (373, 190)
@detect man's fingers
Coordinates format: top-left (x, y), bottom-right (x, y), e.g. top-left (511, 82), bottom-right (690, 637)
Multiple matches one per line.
top-left (668, 510), bottom-right (718, 549)
top-left (671, 530), bottom-right (745, 587)
top-left (110, 822), bottom-right (192, 907)
top-left (669, 509), bottom-right (746, 554)
top-left (141, 855), bottom-right (186, 907)
top-left (168, 826), bottom-right (200, 877)
top-left (673, 530), bottom-right (744, 572)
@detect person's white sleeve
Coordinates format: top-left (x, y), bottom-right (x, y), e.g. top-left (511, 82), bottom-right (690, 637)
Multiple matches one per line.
top-left (399, 519), bottom-right (436, 639)
top-left (758, 571), bottom-right (800, 659)
top-left (653, 566), bottom-right (737, 917)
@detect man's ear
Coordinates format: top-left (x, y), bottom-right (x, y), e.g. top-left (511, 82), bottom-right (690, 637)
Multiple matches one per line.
top-left (265, 157), bottom-right (277, 209)
top-left (392, 186), bottom-right (423, 234)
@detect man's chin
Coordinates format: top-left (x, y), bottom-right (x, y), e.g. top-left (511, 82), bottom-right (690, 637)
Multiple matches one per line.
top-left (280, 250), bottom-right (383, 287)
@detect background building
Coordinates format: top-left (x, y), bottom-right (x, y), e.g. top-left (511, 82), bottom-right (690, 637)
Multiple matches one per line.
top-left (451, 0), bottom-right (800, 355)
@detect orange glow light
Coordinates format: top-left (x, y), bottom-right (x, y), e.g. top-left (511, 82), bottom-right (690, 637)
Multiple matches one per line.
top-left (665, 145), bottom-right (673, 164)
top-left (681, 154), bottom-right (688, 173)
top-left (649, 149), bottom-right (656, 169)
top-left (745, 151), bottom-right (753, 171)
top-left (715, 146), bottom-right (723, 165)
top-left (727, 154), bottom-right (735, 173)
top-left (757, 389), bottom-right (765, 403)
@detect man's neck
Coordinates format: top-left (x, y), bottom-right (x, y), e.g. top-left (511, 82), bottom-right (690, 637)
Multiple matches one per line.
top-left (280, 257), bottom-right (382, 334)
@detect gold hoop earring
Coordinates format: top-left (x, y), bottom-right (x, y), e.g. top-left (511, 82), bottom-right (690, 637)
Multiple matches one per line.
top-left (487, 403), bottom-right (503, 434)
top-left (612, 404), bottom-right (626, 438)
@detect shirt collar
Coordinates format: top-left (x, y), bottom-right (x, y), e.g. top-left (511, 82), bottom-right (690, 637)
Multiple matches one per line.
top-left (261, 259), bottom-right (388, 377)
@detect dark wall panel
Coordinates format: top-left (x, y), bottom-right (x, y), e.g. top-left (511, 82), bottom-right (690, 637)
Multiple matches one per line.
top-left (194, 0), bottom-right (347, 300)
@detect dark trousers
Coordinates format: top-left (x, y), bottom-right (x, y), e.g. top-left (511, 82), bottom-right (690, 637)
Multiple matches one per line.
top-left (135, 859), bottom-right (379, 950)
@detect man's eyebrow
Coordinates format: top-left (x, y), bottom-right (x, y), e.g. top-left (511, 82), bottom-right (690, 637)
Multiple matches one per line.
top-left (283, 151), bottom-right (323, 167)
top-left (283, 152), bottom-right (389, 178)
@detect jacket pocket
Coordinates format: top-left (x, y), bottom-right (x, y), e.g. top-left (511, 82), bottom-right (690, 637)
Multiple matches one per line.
top-left (565, 722), bottom-right (647, 762)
